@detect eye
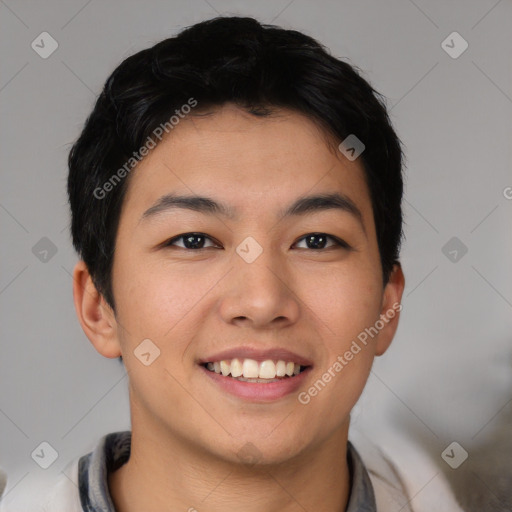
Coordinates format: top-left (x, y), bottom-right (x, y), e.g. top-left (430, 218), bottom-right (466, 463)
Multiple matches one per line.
top-left (162, 232), bottom-right (351, 251)
top-left (294, 233), bottom-right (351, 250)
top-left (163, 233), bottom-right (220, 250)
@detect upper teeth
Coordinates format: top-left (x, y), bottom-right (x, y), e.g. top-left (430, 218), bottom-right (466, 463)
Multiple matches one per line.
top-left (206, 359), bottom-right (302, 379)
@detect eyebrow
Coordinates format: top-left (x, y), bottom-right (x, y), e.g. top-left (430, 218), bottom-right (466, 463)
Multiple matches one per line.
top-left (140, 192), bottom-right (366, 234)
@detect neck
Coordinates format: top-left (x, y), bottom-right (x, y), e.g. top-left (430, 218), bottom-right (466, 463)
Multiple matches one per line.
top-left (109, 408), bottom-right (351, 512)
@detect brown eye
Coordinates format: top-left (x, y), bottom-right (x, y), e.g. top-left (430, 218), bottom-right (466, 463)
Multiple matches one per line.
top-left (294, 233), bottom-right (350, 250)
top-left (164, 233), bottom-right (219, 250)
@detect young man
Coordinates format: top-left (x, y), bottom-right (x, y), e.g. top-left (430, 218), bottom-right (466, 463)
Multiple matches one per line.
top-left (45, 15), bottom-right (407, 511)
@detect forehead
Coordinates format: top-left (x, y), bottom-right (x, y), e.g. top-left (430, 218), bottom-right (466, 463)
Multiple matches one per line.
top-left (120, 104), bottom-right (373, 227)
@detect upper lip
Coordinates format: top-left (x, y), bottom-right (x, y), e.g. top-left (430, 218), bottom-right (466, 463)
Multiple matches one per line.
top-left (198, 346), bottom-right (313, 366)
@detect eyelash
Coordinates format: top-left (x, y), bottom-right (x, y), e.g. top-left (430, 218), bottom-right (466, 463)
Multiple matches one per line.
top-left (162, 232), bottom-right (351, 251)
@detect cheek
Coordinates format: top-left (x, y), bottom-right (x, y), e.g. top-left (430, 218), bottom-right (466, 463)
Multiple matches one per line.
top-left (300, 264), bottom-right (381, 403)
top-left (302, 264), bottom-right (383, 343)
top-left (114, 257), bottom-right (220, 354)
top-left (126, 280), bottom-right (186, 339)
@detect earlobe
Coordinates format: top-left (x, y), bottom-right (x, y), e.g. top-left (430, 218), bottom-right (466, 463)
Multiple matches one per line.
top-left (72, 261), bottom-right (122, 359)
top-left (375, 262), bottom-right (405, 356)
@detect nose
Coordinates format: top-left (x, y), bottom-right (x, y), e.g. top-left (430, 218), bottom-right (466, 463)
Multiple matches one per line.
top-left (218, 245), bottom-right (301, 329)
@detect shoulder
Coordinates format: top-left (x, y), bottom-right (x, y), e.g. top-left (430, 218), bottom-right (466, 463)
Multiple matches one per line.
top-left (40, 457), bottom-right (83, 512)
top-left (36, 430), bottom-right (131, 512)
top-left (349, 430), bottom-right (465, 512)
top-left (350, 436), bottom-right (415, 512)
top-left (0, 458), bottom-right (84, 512)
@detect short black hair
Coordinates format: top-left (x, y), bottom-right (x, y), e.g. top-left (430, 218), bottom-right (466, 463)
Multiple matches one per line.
top-left (68, 15), bottom-right (405, 316)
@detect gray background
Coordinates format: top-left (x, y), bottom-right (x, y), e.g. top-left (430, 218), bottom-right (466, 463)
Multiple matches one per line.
top-left (1, 0), bottom-right (511, 510)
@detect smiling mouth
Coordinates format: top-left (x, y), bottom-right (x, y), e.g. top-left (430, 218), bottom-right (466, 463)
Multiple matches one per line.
top-left (201, 358), bottom-right (309, 383)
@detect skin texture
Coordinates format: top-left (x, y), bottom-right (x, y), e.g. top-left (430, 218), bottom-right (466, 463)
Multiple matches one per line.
top-left (73, 104), bottom-right (405, 512)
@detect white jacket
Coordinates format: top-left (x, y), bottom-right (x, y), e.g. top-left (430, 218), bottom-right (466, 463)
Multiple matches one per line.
top-left (0, 430), bottom-right (464, 512)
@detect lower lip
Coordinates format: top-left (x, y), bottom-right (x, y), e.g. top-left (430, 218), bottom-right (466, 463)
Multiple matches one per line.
top-left (200, 365), bottom-right (312, 402)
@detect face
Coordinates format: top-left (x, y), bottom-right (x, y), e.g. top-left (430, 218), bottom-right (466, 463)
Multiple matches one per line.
top-left (96, 104), bottom-right (403, 464)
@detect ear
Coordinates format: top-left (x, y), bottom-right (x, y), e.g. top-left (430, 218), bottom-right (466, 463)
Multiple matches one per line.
top-left (72, 260), bottom-right (121, 358)
top-left (375, 262), bottom-right (405, 356)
